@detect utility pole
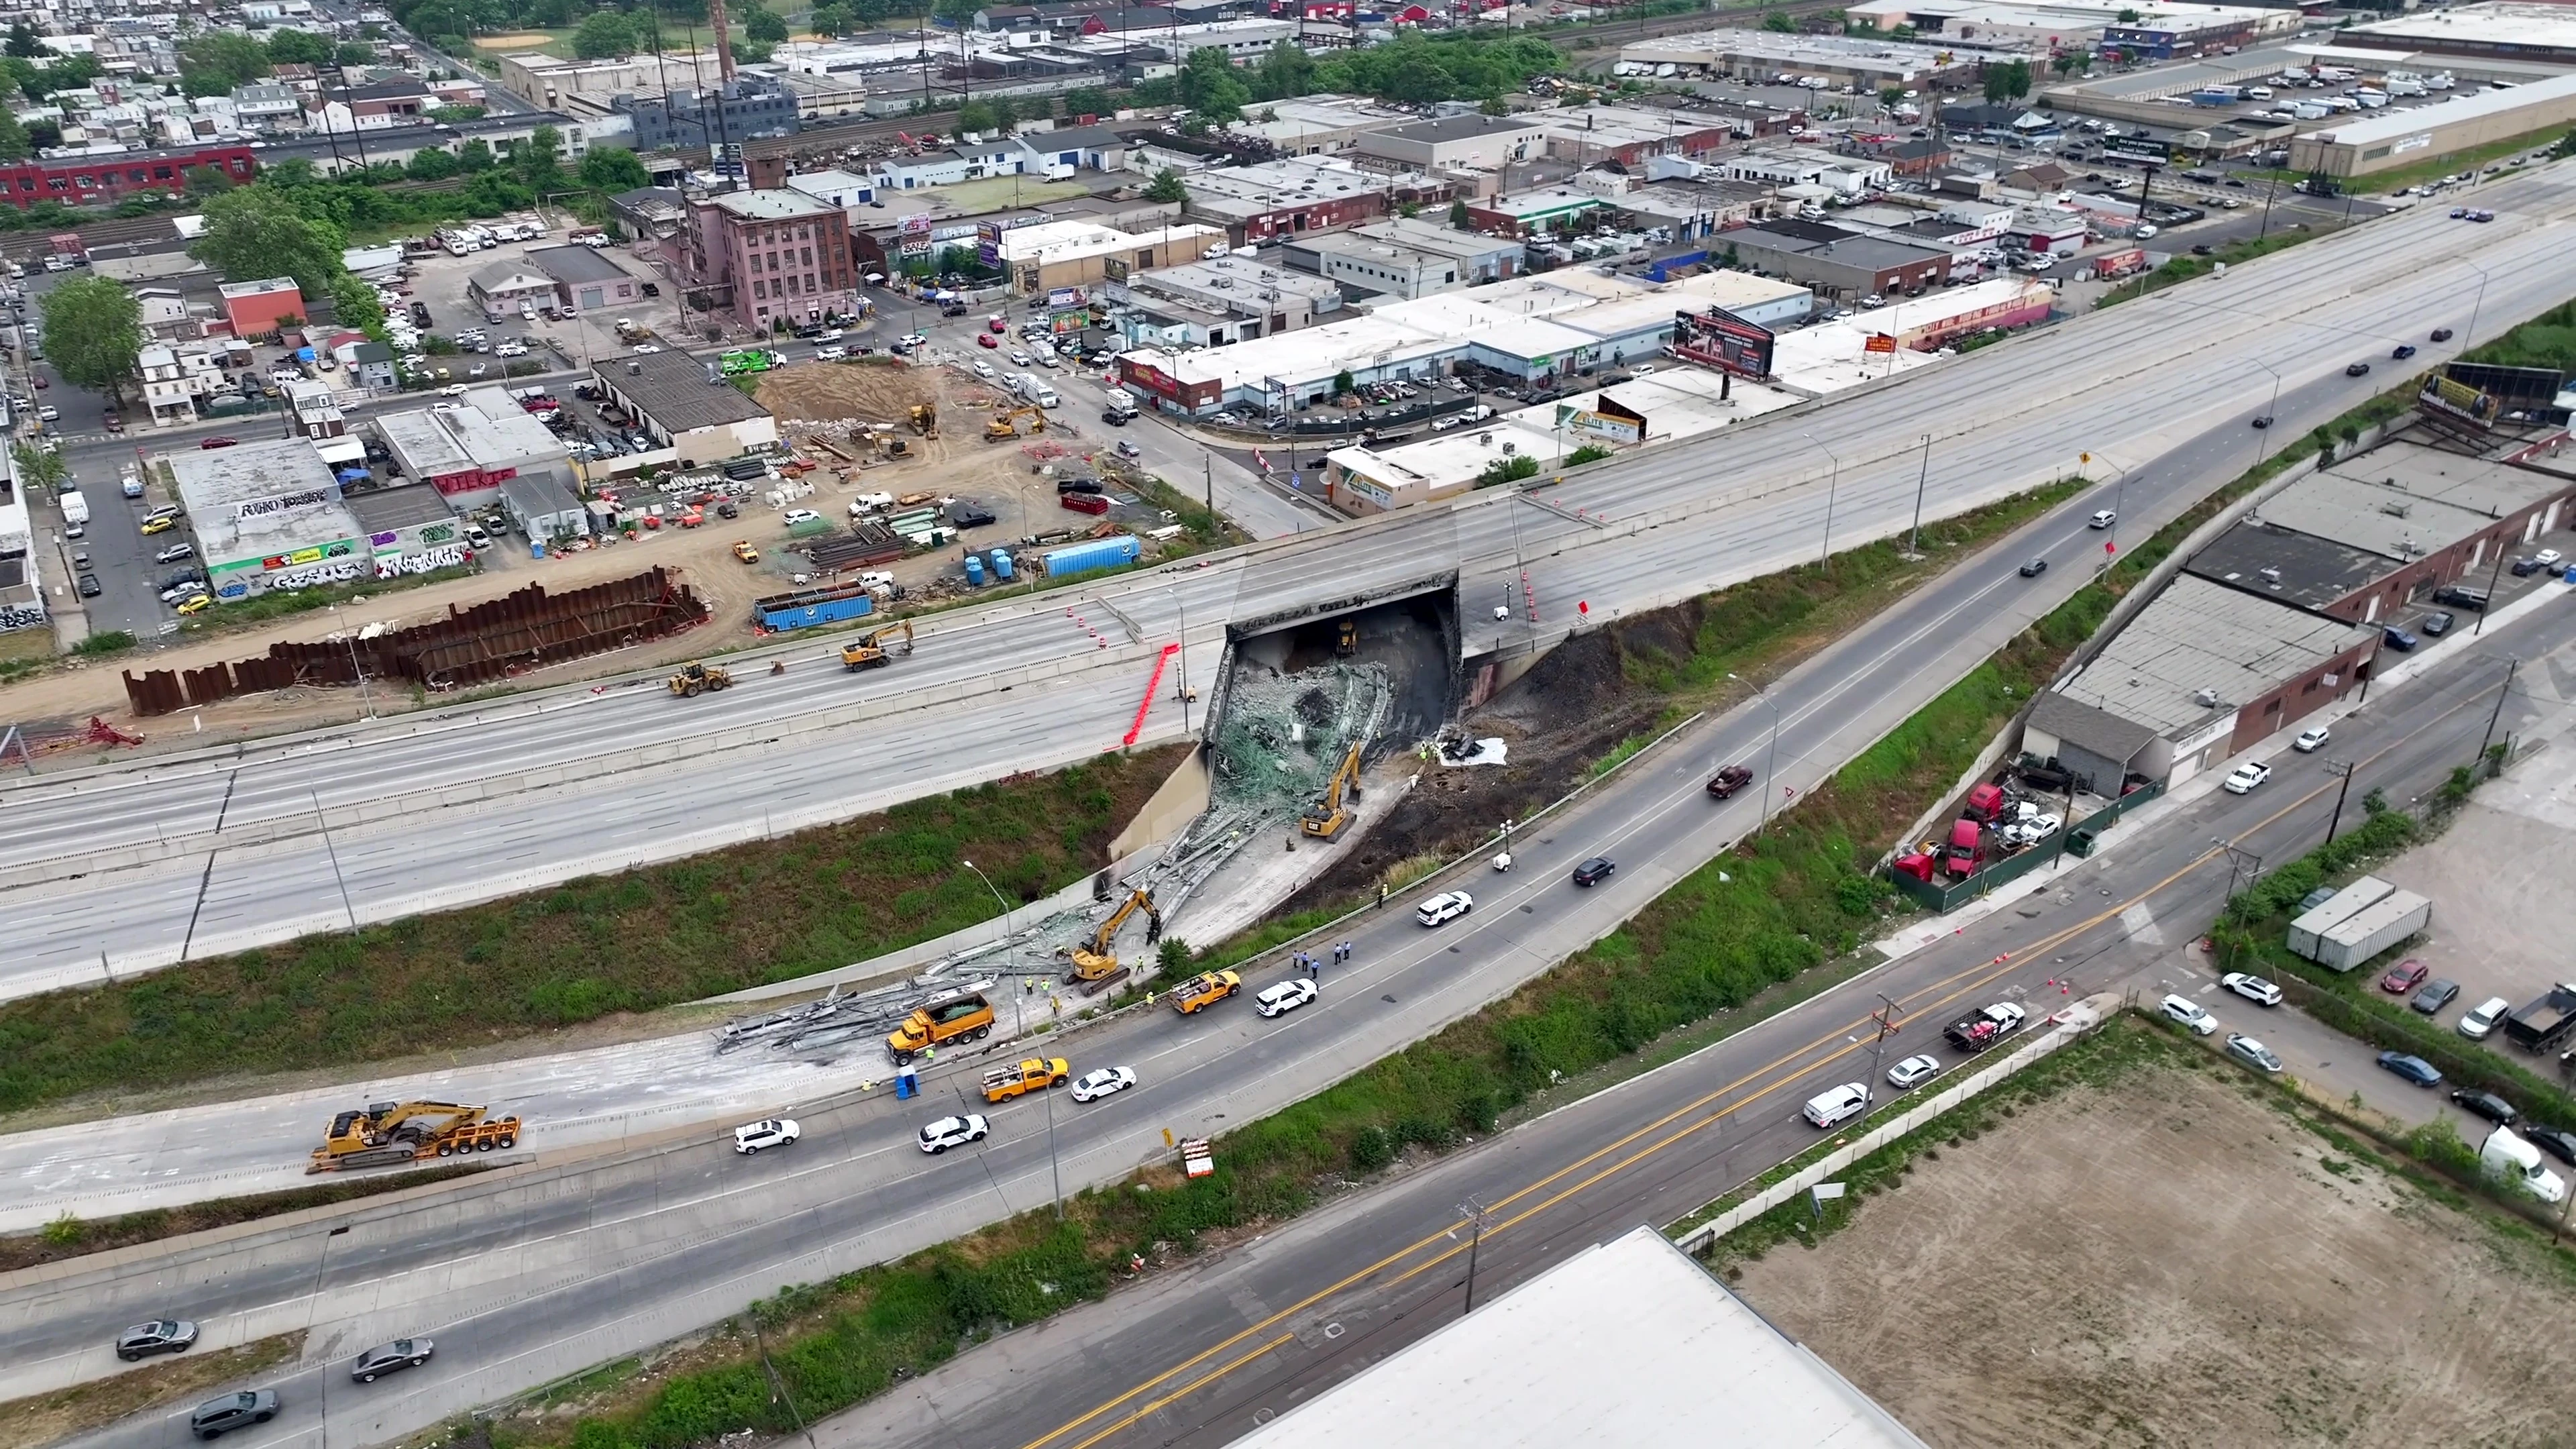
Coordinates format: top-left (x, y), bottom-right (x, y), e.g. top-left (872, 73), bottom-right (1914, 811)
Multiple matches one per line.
top-left (2471, 531), bottom-right (2512, 637)
top-left (1203, 453), bottom-right (1214, 519)
top-left (313, 788), bottom-right (358, 934)
top-left (2322, 759), bottom-right (2356, 844)
top-left (1906, 432), bottom-right (1930, 557)
top-left (1866, 993), bottom-right (1900, 1087)
top-left (1459, 1196), bottom-right (1491, 1316)
top-left (2477, 656), bottom-right (2519, 769)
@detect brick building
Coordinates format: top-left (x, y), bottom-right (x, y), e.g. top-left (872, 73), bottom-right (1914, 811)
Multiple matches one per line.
top-left (683, 189), bottom-right (861, 332)
top-left (218, 277), bottom-right (307, 340)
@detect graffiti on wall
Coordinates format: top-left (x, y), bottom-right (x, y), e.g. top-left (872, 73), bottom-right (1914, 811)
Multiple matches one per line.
top-left (268, 559), bottom-right (368, 592)
top-left (0, 602), bottom-right (48, 632)
top-left (374, 543), bottom-right (471, 579)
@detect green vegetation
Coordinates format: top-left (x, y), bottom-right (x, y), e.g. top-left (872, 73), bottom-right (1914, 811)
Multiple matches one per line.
top-left (2098, 229), bottom-right (2314, 307)
top-left (0, 1329), bottom-right (309, 1449)
top-left (178, 561), bottom-right (474, 634)
top-left (68, 631), bottom-right (135, 657)
top-left (1144, 168), bottom-right (1189, 205)
top-left (37, 278), bottom-right (145, 406)
top-left (0, 1163), bottom-right (494, 1270)
top-left (0, 747), bottom-right (1189, 1116)
top-left (1565, 443), bottom-right (1615, 467)
top-left (1134, 32), bottom-right (1564, 114)
top-left (1475, 455), bottom-right (1543, 488)
top-left (2348, 124), bottom-right (2567, 196)
top-left (475, 477), bottom-right (2141, 1449)
top-left (2458, 294), bottom-right (2576, 374)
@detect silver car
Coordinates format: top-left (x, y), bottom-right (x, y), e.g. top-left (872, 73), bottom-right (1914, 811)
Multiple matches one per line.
top-left (115, 1318), bottom-right (198, 1360)
top-left (190, 1389), bottom-right (277, 1440)
top-left (350, 1338), bottom-right (433, 1383)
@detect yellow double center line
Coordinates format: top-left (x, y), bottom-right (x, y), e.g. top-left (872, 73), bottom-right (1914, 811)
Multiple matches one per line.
top-left (1024, 672), bottom-right (2502, 1448)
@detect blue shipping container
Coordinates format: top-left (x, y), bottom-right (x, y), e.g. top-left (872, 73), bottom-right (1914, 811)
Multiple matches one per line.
top-left (1044, 536), bottom-right (1140, 578)
top-left (756, 592), bottom-right (875, 632)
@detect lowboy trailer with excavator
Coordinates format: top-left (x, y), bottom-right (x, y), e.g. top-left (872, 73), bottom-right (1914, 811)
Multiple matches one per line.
top-left (309, 1100), bottom-right (523, 1173)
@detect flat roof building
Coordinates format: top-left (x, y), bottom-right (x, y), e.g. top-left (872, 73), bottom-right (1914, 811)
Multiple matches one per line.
top-left (2288, 70), bottom-right (2576, 177)
top-left (168, 437), bottom-right (369, 595)
top-left (1287, 217), bottom-right (1527, 300)
top-left (1230, 93), bottom-right (1415, 156)
top-left (994, 219), bottom-right (1228, 297)
top-left (372, 387), bottom-right (578, 511)
top-left (1717, 218), bottom-right (1951, 301)
top-left (590, 348), bottom-right (779, 467)
top-left (1228, 1226), bottom-right (1927, 1449)
top-left (1180, 156), bottom-right (1393, 246)
top-left (2045, 574), bottom-right (2378, 785)
top-left (1352, 113), bottom-right (1546, 174)
top-left (2339, 2), bottom-right (2576, 66)
top-left (1619, 28), bottom-right (1975, 88)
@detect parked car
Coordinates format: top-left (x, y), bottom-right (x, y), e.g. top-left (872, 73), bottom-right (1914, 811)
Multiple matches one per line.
top-left (1802, 1082), bottom-right (1872, 1129)
top-left (1415, 890), bottom-right (1473, 927)
top-left (2410, 978), bottom-right (2461, 1014)
top-left (2379, 959), bottom-right (2430, 994)
top-left (76, 573), bottom-right (100, 597)
top-left (782, 508), bottom-right (822, 527)
top-left (2224, 1034), bottom-right (2283, 1075)
top-left (1070, 1066), bottom-right (1138, 1102)
top-left (154, 543), bottom-right (195, 564)
top-left (1255, 978), bottom-right (1320, 1018)
top-left (2451, 1088), bottom-right (2517, 1125)
top-left (116, 1320), bottom-right (199, 1360)
top-left (2376, 1050), bottom-right (2443, 1087)
top-left (2460, 996), bottom-right (2512, 1040)
top-left (2383, 625), bottom-right (2420, 652)
top-left (2220, 972), bottom-right (2282, 1007)
top-left (732, 1118), bottom-right (800, 1153)
top-left (2420, 610), bottom-right (2454, 637)
top-left (2222, 761), bottom-right (2270, 794)
top-left (350, 1339), bottom-right (433, 1383)
top-left (2512, 557), bottom-right (2546, 577)
top-left (2294, 725), bottom-right (2330, 752)
top-left (2525, 1126), bottom-right (2576, 1165)
top-left (1571, 856), bottom-right (1616, 887)
top-left (190, 1391), bottom-right (278, 1440)
top-left (2161, 994), bottom-right (2218, 1035)
top-left (1886, 1054), bottom-right (1941, 1089)
top-left (916, 1114), bottom-right (990, 1153)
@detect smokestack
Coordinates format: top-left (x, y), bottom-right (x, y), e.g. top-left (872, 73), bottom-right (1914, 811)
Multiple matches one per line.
top-left (708, 0), bottom-right (738, 81)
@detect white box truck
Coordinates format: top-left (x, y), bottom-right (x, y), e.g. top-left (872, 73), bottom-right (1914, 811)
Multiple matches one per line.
top-left (2482, 1127), bottom-right (2567, 1203)
top-left (59, 490), bottom-right (89, 527)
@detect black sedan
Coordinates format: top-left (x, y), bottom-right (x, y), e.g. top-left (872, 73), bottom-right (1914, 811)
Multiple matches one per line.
top-left (2451, 1089), bottom-right (2517, 1125)
top-left (2345, 362), bottom-right (2373, 377)
top-left (2392, 344), bottom-right (2417, 360)
top-left (351, 1337), bottom-right (433, 1383)
top-left (2525, 1127), bottom-right (2576, 1165)
top-left (2377, 1051), bottom-right (2443, 1086)
top-left (1572, 857), bottom-right (1616, 887)
top-left (2418, 610), bottom-right (2454, 637)
top-left (2513, 557), bottom-right (2546, 577)
top-left (2410, 978), bottom-right (2461, 1014)
top-left (2431, 327), bottom-right (2455, 342)
top-left (2017, 557), bottom-right (2049, 578)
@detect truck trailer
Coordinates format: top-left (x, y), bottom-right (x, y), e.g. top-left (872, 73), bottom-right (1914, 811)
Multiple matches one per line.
top-left (1944, 1001), bottom-right (2027, 1053)
top-left (2504, 983), bottom-right (2576, 1054)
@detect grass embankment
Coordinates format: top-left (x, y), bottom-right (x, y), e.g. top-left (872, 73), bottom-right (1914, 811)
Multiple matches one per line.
top-left (2349, 126), bottom-right (2570, 197)
top-left (0, 1332), bottom-right (305, 1449)
top-left (0, 747), bottom-right (1187, 1118)
top-left (459, 484), bottom-right (2151, 1449)
top-left (2098, 229), bottom-right (2316, 307)
top-left (1, 1163), bottom-right (496, 1270)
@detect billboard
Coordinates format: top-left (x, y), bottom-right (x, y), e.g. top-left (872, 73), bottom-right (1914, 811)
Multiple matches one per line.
top-left (977, 220), bottom-right (1003, 269)
top-left (2100, 135), bottom-right (2171, 168)
top-left (1671, 306), bottom-right (1775, 380)
top-left (2421, 374), bottom-right (2501, 426)
top-left (2444, 361), bottom-right (2563, 408)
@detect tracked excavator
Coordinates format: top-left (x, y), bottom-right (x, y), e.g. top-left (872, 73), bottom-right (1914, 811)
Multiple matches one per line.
top-left (985, 405), bottom-right (1045, 442)
top-left (908, 402), bottom-right (938, 438)
top-left (1067, 887), bottom-right (1161, 983)
top-left (309, 1100), bottom-right (523, 1173)
top-left (841, 619), bottom-right (916, 671)
top-left (1301, 740), bottom-right (1364, 841)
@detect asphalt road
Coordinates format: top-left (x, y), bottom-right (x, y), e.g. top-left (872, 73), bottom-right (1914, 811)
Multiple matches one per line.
top-left (5, 159), bottom-right (2571, 997)
top-left (818, 574), bottom-right (2576, 1449)
top-left (28, 465), bottom-right (2572, 1449)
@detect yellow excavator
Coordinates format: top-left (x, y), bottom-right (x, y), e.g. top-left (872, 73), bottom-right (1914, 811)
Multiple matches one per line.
top-left (841, 618), bottom-right (915, 671)
top-left (309, 1099), bottom-right (523, 1173)
top-left (668, 660), bottom-right (733, 697)
top-left (1067, 886), bottom-right (1161, 982)
top-left (1301, 740), bottom-right (1364, 840)
top-left (984, 405), bottom-right (1045, 442)
top-left (908, 402), bottom-right (938, 438)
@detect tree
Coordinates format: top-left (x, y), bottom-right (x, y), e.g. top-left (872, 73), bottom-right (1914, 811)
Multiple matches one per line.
top-left (38, 276), bottom-right (144, 405)
top-left (1448, 198), bottom-right (1471, 229)
top-left (1879, 85), bottom-right (1903, 107)
top-left (1063, 85), bottom-right (1114, 118)
top-left (1251, 38), bottom-right (1313, 101)
top-left (180, 33), bottom-right (272, 93)
top-left (457, 138), bottom-right (496, 172)
top-left (2001, 58), bottom-right (2032, 99)
top-left (2116, 7), bottom-right (2140, 19)
top-left (266, 31), bottom-right (333, 66)
top-left (336, 41), bottom-right (376, 67)
top-left (745, 6), bottom-right (789, 44)
top-left (1762, 9), bottom-right (1796, 32)
top-left (1565, 443), bottom-right (1613, 466)
top-left (189, 185), bottom-right (345, 297)
top-left (1476, 455), bottom-right (1541, 488)
top-left (1177, 46), bottom-right (1249, 122)
top-left (3, 22), bottom-right (40, 59)
top-left (810, 2), bottom-right (855, 35)
top-left (2557, 127), bottom-right (2576, 160)
top-left (1332, 369), bottom-right (1354, 396)
top-left (407, 146), bottom-right (460, 180)
top-left (329, 273), bottom-right (386, 338)
top-left (11, 440), bottom-right (64, 496)
top-left (571, 12), bottom-right (635, 59)
top-left (577, 146), bottom-right (649, 191)
top-left (181, 163), bottom-right (233, 195)
top-left (0, 109), bottom-right (25, 164)
top-left (512, 123), bottom-right (565, 193)
top-left (933, 0), bottom-right (980, 24)
top-left (1479, 95), bottom-right (1509, 117)
top-left (1144, 168), bottom-right (1188, 204)
top-left (955, 99), bottom-right (999, 133)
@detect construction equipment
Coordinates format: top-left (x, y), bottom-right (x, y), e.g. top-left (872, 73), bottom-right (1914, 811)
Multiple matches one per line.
top-left (668, 660), bottom-right (733, 697)
top-left (309, 1100), bottom-right (522, 1173)
top-left (1300, 740), bottom-right (1364, 840)
top-left (841, 619), bottom-right (915, 671)
top-left (888, 992), bottom-right (996, 1065)
top-left (733, 540), bottom-right (760, 564)
top-left (1336, 618), bottom-right (1358, 656)
top-left (984, 405), bottom-right (1044, 443)
top-left (908, 403), bottom-right (938, 438)
top-left (1068, 886), bottom-right (1161, 982)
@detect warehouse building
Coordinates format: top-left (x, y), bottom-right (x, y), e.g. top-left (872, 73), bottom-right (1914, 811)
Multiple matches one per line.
top-left (991, 218), bottom-right (1228, 297)
top-left (373, 388), bottom-right (578, 511)
top-left (590, 349), bottom-right (779, 467)
top-left (1227, 1226), bottom-right (1927, 1449)
top-left (1180, 157), bottom-right (1395, 246)
top-left (1352, 113), bottom-right (1547, 174)
top-left (1286, 217), bottom-right (1525, 300)
top-left (1617, 28), bottom-right (1972, 89)
top-left (170, 438), bottom-right (372, 600)
top-left (2340, 1), bottom-right (2576, 66)
top-left (1716, 218), bottom-right (1951, 301)
top-left (2288, 70), bottom-right (2576, 178)
top-left (346, 484), bottom-right (474, 578)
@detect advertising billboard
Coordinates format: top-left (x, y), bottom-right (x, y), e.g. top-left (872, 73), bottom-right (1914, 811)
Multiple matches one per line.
top-left (1671, 306), bottom-right (1775, 380)
top-left (977, 220), bottom-right (1003, 270)
top-left (2443, 362), bottom-right (2563, 408)
top-left (2100, 136), bottom-right (2171, 168)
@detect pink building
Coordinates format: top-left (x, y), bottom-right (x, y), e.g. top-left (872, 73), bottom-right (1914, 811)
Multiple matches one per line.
top-left (684, 190), bottom-right (861, 333)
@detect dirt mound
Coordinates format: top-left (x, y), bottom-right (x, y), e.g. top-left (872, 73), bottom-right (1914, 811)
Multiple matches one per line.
top-left (754, 359), bottom-right (935, 426)
top-left (1284, 610), bottom-right (1687, 908)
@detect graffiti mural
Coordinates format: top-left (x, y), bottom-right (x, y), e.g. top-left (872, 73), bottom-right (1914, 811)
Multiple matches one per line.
top-left (374, 543), bottom-right (471, 579)
top-left (0, 602), bottom-right (48, 633)
top-left (267, 559), bottom-right (367, 592)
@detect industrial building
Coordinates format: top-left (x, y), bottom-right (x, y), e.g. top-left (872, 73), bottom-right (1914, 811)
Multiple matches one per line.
top-left (168, 437), bottom-right (374, 600)
top-left (1179, 156), bottom-right (1401, 246)
top-left (1617, 29), bottom-right (1973, 89)
top-left (1230, 93), bottom-right (1416, 156)
top-left (1226, 1226), bottom-right (1928, 1449)
top-left (1715, 217), bottom-right (1953, 301)
top-left (2288, 70), bottom-right (2576, 178)
top-left (681, 188), bottom-right (863, 331)
top-left (1352, 113), bottom-right (1548, 174)
top-left (588, 349), bottom-right (778, 467)
top-left (2340, 1), bottom-right (2576, 67)
top-left (2038, 574), bottom-right (2379, 787)
top-left (1286, 217), bottom-right (1526, 300)
top-left (991, 219), bottom-right (1228, 297)
top-left (1110, 257), bottom-right (1345, 349)
top-left (372, 387), bottom-right (580, 511)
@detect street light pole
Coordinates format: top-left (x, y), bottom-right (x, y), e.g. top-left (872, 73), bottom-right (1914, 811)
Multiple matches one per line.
top-left (2252, 359), bottom-right (2283, 463)
top-left (960, 858), bottom-right (1014, 949)
top-left (1907, 432), bottom-right (1930, 557)
top-left (1731, 672), bottom-right (1782, 837)
top-left (2477, 656), bottom-right (2520, 769)
top-left (1460, 1196), bottom-right (1491, 1316)
top-left (1801, 431), bottom-right (1841, 572)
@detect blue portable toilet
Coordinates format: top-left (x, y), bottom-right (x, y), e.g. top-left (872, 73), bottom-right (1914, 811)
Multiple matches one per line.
top-left (896, 1068), bottom-right (920, 1099)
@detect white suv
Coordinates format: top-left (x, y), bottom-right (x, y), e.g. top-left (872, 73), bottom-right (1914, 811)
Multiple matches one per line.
top-left (732, 1118), bottom-right (800, 1153)
top-left (1256, 979), bottom-right (1319, 1018)
top-left (1803, 1082), bottom-right (1872, 1129)
top-left (918, 1114), bottom-right (989, 1154)
top-left (1415, 891), bottom-right (1473, 928)
top-left (2159, 994), bottom-right (2217, 1036)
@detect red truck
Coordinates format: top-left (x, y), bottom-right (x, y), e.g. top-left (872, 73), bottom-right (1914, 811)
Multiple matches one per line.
top-left (1942, 818), bottom-right (1983, 878)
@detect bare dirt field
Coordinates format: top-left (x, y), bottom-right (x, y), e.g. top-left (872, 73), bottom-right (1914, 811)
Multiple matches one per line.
top-left (1730, 1057), bottom-right (2576, 1448)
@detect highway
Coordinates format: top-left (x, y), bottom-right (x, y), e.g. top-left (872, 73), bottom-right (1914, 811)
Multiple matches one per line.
top-left (12, 266), bottom-right (2571, 1445)
top-left (3, 161), bottom-right (2571, 998)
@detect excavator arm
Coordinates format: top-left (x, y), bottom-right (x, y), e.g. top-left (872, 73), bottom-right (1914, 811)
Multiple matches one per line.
top-left (1068, 888), bottom-right (1160, 981)
top-left (1300, 741), bottom-right (1365, 841)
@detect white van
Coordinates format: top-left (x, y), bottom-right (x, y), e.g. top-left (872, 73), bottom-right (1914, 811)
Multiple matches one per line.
top-left (2459, 996), bottom-right (2512, 1040)
top-left (1803, 1082), bottom-right (1871, 1128)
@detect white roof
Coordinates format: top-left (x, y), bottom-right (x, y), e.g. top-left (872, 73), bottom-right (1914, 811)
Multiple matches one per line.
top-left (2304, 66), bottom-right (2576, 148)
top-left (995, 219), bottom-right (1225, 268)
top-left (1229, 1226), bottom-right (1927, 1449)
top-left (2345, 1), bottom-right (2576, 57)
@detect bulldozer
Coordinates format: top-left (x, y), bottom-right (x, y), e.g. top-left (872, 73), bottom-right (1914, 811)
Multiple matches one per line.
top-left (1300, 740), bottom-right (1364, 841)
top-left (841, 618), bottom-right (915, 672)
top-left (984, 405), bottom-right (1045, 443)
top-left (1067, 886), bottom-right (1161, 983)
top-left (309, 1099), bottom-right (523, 1173)
top-left (668, 660), bottom-right (733, 698)
top-left (908, 402), bottom-right (938, 439)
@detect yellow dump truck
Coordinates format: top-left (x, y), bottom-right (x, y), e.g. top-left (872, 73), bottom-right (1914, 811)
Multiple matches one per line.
top-left (888, 991), bottom-right (996, 1065)
top-left (981, 1057), bottom-right (1070, 1103)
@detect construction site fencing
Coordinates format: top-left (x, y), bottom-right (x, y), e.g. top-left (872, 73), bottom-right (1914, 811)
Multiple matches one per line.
top-left (121, 568), bottom-right (708, 716)
top-left (1886, 776), bottom-right (2166, 914)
